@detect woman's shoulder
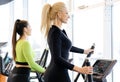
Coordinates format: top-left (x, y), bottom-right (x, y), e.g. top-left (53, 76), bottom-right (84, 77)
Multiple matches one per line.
top-left (50, 25), bottom-right (62, 34)
top-left (18, 40), bottom-right (30, 46)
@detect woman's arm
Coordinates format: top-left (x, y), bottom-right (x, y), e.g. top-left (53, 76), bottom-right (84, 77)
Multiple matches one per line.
top-left (70, 46), bottom-right (84, 54)
top-left (22, 41), bottom-right (45, 73)
top-left (70, 46), bottom-right (94, 55)
top-left (62, 29), bottom-right (93, 54)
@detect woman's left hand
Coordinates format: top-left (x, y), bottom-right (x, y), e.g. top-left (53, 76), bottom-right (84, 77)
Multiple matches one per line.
top-left (83, 48), bottom-right (94, 54)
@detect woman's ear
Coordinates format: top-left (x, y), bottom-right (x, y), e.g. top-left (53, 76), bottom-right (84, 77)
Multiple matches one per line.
top-left (57, 11), bottom-right (62, 18)
top-left (23, 27), bottom-right (27, 33)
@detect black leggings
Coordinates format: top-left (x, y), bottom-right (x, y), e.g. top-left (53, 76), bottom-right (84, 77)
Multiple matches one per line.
top-left (7, 67), bottom-right (30, 82)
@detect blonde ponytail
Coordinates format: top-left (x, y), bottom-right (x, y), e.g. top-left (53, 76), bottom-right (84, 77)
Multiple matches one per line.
top-left (41, 4), bottom-right (51, 37)
top-left (41, 2), bottom-right (66, 37)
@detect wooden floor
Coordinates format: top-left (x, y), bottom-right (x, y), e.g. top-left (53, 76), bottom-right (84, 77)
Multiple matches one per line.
top-left (0, 74), bottom-right (7, 82)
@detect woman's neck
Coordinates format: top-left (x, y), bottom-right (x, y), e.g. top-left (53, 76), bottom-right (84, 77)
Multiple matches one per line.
top-left (53, 18), bottom-right (62, 29)
top-left (19, 35), bottom-right (28, 40)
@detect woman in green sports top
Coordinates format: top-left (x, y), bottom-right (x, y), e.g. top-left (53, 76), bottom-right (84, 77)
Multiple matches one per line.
top-left (7, 19), bottom-right (45, 82)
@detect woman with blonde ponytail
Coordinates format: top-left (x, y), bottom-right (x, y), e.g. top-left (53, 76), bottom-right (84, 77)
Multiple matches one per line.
top-left (41, 2), bottom-right (93, 82)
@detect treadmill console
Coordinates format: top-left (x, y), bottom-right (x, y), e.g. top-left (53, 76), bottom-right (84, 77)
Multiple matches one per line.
top-left (93, 59), bottom-right (117, 81)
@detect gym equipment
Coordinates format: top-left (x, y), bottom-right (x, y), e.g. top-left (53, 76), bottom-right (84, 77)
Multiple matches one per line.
top-left (74, 43), bottom-right (117, 82)
top-left (0, 52), bottom-right (13, 76)
top-left (93, 59), bottom-right (117, 82)
top-left (30, 48), bottom-right (49, 82)
top-left (0, 42), bottom-right (7, 48)
top-left (74, 43), bottom-right (95, 82)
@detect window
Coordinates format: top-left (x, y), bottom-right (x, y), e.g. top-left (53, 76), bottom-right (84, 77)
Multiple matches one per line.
top-left (112, 1), bottom-right (120, 82)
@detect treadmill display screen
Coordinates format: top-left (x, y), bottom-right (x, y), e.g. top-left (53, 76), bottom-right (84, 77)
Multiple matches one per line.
top-left (93, 60), bottom-right (112, 74)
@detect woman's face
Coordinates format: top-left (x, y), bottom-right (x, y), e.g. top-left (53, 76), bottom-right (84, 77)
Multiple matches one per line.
top-left (58, 9), bottom-right (70, 23)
